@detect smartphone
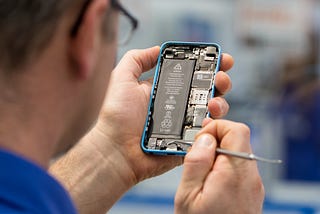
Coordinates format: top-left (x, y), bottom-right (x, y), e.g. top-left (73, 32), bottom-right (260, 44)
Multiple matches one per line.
top-left (141, 41), bottom-right (222, 156)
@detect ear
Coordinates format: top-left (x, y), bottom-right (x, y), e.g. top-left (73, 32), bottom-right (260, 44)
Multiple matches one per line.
top-left (69, 0), bottom-right (110, 80)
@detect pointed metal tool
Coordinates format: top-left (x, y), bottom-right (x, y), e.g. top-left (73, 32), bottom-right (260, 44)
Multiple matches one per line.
top-left (216, 148), bottom-right (282, 164)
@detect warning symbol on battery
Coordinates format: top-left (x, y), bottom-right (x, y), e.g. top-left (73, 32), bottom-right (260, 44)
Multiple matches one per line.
top-left (174, 63), bottom-right (182, 70)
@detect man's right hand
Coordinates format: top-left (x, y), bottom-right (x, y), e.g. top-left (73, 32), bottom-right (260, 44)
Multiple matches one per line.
top-left (175, 120), bottom-right (265, 214)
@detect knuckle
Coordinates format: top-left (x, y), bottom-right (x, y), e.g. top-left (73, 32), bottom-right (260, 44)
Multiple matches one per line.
top-left (185, 150), bottom-right (213, 168)
top-left (253, 174), bottom-right (265, 195)
top-left (125, 49), bottom-right (138, 57)
top-left (251, 174), bottom-right (265, 205)
top-left (174, 194), bottom-right (183, 208)
top-left (236, 123), bottom-right (251, 138)
top-left (124, 49), bottom-right (143, 71)
top-left (174, 196), bottom-right (188, 214)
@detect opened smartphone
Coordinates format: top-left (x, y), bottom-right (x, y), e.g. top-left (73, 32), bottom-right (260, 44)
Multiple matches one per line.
top-left (141, 41), bottom-right (222, 156)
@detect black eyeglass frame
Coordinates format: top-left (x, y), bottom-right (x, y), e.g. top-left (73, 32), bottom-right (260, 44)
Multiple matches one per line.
top-left (70, 0), bottom-right (139, 43)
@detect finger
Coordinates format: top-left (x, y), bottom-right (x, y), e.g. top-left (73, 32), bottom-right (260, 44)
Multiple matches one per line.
top-left (199, 121), bottom-right (261, 200)
top-left (219, 53), bottom-right (234, 72)
top-left (177, 134), bottom-right (217, 194)
top-left (196, 120), bottom-right (252, 153)
top-left (114, 46), bottom-right (160, 79)
top-left (214, 72), bottom-right (232, 97)
top-left (202, 118), bottom-right (213, 127)
top-left (139, 77), bottom-right (154, 96)
top-left (208, 97), bottom-right (229, 119)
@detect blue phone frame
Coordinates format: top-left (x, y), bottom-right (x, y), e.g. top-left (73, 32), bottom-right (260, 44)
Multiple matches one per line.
top-left (140, 41), bottom-right (222, 156)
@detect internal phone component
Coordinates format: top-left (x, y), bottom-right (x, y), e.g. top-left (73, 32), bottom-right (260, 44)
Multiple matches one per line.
top-left (192, 71), bottom-right (214, 89)
top-left (152, 59), bottom-right (195, 137)
top-left (143, 43), bottom-right (220, 153)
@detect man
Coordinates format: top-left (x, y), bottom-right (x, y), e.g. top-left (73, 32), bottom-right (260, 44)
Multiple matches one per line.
top-left (0, 0), bottom-right (264, 213)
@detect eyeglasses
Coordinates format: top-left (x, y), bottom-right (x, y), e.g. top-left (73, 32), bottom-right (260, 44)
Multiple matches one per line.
top-left (111, 0), bottom-right (138, 45)
top-left (71, 0), bottom-right (139, 46)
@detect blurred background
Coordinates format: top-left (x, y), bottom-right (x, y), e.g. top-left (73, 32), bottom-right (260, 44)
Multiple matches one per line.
top-left (110, 0), bottom-right (320, 213)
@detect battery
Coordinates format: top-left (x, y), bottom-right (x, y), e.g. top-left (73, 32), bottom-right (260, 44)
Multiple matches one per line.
top-left (151, 59), bottom-right (196, 137)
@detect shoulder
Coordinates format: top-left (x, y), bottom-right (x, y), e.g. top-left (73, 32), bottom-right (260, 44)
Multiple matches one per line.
top-left (0, 149), bottom-right (77, 214)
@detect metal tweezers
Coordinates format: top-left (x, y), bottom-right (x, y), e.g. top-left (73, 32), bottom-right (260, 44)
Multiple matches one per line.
top-left (216, 148), bottom-right (282, 164)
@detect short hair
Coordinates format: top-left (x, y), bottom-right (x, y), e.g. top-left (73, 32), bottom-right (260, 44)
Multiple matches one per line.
top-left (0, 0), bottom-right (81, 71)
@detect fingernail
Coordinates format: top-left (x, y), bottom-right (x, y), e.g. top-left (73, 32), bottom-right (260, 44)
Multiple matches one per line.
top-left (194, 135), bottom-right (213, 148)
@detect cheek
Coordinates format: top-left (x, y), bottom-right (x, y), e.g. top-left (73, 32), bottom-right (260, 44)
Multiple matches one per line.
top-left (102, 45), bottom-right (117, 88)
top-left (96, 45), bottom-right (117, 104)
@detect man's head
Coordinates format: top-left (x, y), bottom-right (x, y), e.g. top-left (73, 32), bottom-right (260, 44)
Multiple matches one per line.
top-left (0, 0), bottom-right (121, 166)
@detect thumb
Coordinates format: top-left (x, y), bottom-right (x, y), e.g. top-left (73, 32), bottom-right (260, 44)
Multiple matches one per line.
top-left (114, 46), bottom-right (160, 79)
top-left (177, 134), bottom-right (217, 197)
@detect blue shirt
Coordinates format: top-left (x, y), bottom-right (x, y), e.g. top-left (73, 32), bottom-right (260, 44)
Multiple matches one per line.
top-left (0, 149), bottom-right (77, 214)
